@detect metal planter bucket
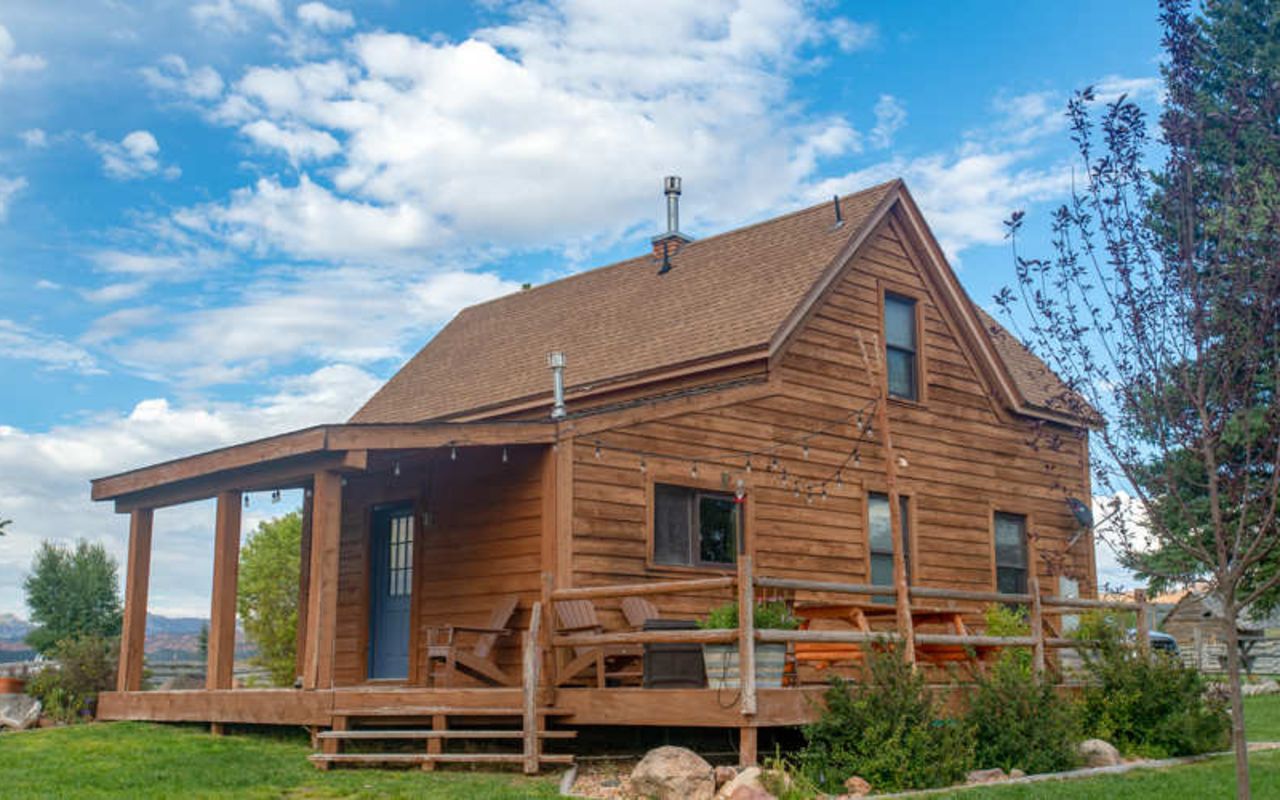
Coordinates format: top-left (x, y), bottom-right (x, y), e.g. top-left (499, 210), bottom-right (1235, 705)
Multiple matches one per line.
top-left (703, 643), bottom-right (786, 689)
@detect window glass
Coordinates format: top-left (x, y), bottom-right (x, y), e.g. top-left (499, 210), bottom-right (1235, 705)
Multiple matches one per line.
top-left (387, 512), bottom-right (413, 597)
top-left (994, 512), bottom-right (1028, 594)
top-left (884, 295), bottom-right (917, 350)
top-left (654, 484), bottom-right (692, 565)
top-left (698, 494), bottom-right (737, 565)
top-left (654, 484), bottom-right (737, 567)
top-left (868, 492), bottom-right (910, 602)
top-left (884, 294), bottom-right (918, 400)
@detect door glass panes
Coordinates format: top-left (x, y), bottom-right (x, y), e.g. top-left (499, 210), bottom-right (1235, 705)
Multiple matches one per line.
top-left (387, 512), bottom-right (413, 597)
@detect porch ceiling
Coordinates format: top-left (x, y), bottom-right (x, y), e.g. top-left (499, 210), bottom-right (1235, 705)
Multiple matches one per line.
top-left (90, 420), bottom-right (557, 512)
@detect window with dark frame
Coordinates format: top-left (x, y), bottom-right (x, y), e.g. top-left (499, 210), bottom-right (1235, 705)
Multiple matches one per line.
top-left (386, 510), bottom-right (414, 597)
top-left (884, 293), bottom-right (919, 401)
top-left (994, 512), bottom-right (1029, 594)
top-left (868, 492), bottom-right (910, 604)
top-left (653, 484), bottom-right (739, 568)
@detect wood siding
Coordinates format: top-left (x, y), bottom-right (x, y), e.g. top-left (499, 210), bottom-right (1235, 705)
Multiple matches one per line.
top-left (568, 220), bottom-right (1093, 623)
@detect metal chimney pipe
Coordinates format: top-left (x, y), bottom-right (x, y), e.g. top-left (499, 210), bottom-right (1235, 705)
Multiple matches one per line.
top-left (663, 175), bottom-right (681, 234)
top-left (547, 351), bottom-right (567, 419)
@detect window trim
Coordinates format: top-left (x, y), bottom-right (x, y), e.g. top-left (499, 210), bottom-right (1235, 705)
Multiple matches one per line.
top-left (877, 280), bottom-right (928, 406)
top-left (863, 485), bottom-right (915, 604)
top-left (990, 508), bottom-right (1032, 596)
top-left (645, 471), bottom-right (747, 575)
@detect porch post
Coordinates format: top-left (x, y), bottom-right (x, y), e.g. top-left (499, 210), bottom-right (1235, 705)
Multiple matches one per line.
top-left (207, 490), bottom-right (242, 690)
top-left (294, 488), bottom-right (314, 683)
top-left (302, 469), bottom-right (342, 689)
top-left (117, 508), bottom-right (153, 692)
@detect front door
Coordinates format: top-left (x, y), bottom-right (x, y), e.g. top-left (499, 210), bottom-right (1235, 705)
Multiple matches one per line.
top-left (368, 504), bottom-right (414, 680)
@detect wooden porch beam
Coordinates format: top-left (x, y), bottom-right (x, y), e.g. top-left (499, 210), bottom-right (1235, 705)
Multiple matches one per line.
top-left (302, 470), bottom-right (342, 689)
top-left (117, 508), bottom-right (153, 692)
top-left (323, 422), bottom-right (555, 451)
top-left (207, 491), bottom-right (242, 690)
top-left (111, 450), bottom-right (365, 514)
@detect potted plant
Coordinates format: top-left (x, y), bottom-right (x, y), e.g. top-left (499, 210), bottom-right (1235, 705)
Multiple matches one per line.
top-left (698, 600), bottom-right (797, 689)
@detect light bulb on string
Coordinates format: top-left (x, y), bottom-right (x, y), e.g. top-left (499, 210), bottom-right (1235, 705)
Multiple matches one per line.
top-left (271, 489), bottom-right (281, 504)
top-left (690, 462), bottom-right (699, 479)
top-left (802, 444), bottom-right (810, 460)
top-left (450, 446), bottom-right (457, 461)
top-left (393, 460), bottom-right (401, 477)
top-left (639, 457), bottom-right (647, 473)
top-left (594, 442), bottom-right (602, 460)
top-left (744, 457), bottom-right (752, 474)
top-left (502, 447), bottom-right (509, 464)
top-left (244, 494), bottom-right (250, 508)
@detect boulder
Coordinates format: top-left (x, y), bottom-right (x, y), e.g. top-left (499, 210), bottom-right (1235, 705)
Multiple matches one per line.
top-left (843, 774), bottom-right (872, 796)
top-left (1009, 768), bottom-right (1026, 779)
top-left (0, 694), bottom-right (41, 731)
top-left (715, 766), bottom-right (761, 800)
top-left (965, 768), bottom-right (1007, 784)
top-left (714, 765), bottom-right (739, 788)
top-left (631, 746), bottom-right (716, 800)
top-left (1078, 738), bottom-right (1122, 768)
top-left (727, 787), bottom-right (774, 800)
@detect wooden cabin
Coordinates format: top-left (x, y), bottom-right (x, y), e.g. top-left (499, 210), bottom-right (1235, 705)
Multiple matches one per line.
top-left (90, 179), bottom-right (1104, 770)
top-left (1161, 590), bottom-right (1280, 674)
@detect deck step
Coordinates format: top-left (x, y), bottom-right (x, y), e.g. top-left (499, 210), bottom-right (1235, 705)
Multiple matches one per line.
top-left (309, 753), bottom-right (575, 766)
top-left (317, 729), bottom-right (576, 740)
top-left (333, 706), bottom-right (570, 717)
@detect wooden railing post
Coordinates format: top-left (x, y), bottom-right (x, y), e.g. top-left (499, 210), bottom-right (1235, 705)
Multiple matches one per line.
top-left (523, 601), bottom-right (543, 775)
top-left (117, 508), bottom-right (153, 692)
top-left (1028, 568), bottom-right (1045, 677)
top-left (302, 470), bottom-right (342, 690)
top-left (738, 555), bottom-right (757, 718)
top-left (1135, 588), bottom-right (1150, 656)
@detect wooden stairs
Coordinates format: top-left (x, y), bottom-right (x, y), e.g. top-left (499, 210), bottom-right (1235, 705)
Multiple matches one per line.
top-left (308, 705), bottom-right (576, 773)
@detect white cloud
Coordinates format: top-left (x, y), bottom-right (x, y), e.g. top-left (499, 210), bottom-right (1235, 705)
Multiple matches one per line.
top-left (19, 128), bottom-right (46, 148)
top-left (869, 94), bottom-right (906, 149)
top-left (240, 119), bottom-right (341, 163)
top-left (0, 176), bottom-right (26, 221)
top-left (167, 1), bottom-right (871, 261)
top-left (81, 282), bottom-right (149, 304)
top-left (87, 130), bottom-right (181, 181)
top-left (140, 55), bottom-right (225, 101)
top-left (0, 24), bottom-right (45, 83)
top-left (111, 266), bottom-right (521, 386)
top-left (191, 0), bottom-right (284, 31)
top-left (0, 364), bottom-right (381, 615)
top-left (296, 2), bottom-right (353, 31)
top-left (34, 279), bottom-right (60, 290)
top-left (828, 17), bottom-right (877, 53)
top-left (0, 318), bottom-right (102, 374)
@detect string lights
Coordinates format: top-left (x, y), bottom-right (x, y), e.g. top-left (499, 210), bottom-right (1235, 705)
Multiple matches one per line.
top-left (586, 396), bottom-right (883, 505)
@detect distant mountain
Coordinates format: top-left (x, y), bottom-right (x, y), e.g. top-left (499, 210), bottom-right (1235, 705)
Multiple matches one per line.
top-left (0, 613), bottom-right (30, 640)
top-left (144, 614), bottom-right (206, 636)
top-left (0, 613), bottom-right (238, 663)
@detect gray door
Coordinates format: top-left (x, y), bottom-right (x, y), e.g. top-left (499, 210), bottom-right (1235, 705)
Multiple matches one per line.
top-left (368, 504), bottom-right (414, 680)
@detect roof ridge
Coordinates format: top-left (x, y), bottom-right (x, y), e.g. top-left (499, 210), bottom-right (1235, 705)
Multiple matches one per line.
top-left (456, 178), bottom-right (902, 316)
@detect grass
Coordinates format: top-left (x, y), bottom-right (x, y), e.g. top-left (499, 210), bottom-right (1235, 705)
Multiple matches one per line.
top-left (1248, 693), bottom-right (1280, 742)
top-left (0, 722), bottom-right (559, 799)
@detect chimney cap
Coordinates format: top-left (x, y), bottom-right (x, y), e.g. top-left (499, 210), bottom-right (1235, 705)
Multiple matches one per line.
top-left (663, 175), bottom-right (682, 195)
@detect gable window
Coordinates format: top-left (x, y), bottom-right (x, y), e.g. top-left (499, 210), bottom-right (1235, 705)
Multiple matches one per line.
top-left (995, 512), bottom-right (1029, 594)
top-left (654, 484), bottom-right (738, 568)
top-left (884, 293), bottom-right (919, 400)
top-left (869, 492), bottom-right (910, 603)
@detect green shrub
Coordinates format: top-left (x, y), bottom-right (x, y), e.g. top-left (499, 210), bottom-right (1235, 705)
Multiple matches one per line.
top-left (26, 634), bottom-right (117, 724)
top-left (698, 600), bottom-right (798, 630)
top-left (1074, 611), bottom-right (1228, 758)
top-left (983, 603), bottom-right (1033, 674)
top-left (965, 655), bottom-right (1080, 774)
top-left (796, 648), bottom-right (973, 793)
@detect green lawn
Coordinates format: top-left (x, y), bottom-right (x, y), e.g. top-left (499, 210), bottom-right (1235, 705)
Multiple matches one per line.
top-left (1248, 693), bottom-right (1280, 742)
top-left (0, 722), bottom-right (559, 799)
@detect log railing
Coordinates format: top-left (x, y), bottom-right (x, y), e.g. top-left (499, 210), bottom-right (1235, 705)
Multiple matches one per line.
top-left (545, 560), bottom-right (1155, 708)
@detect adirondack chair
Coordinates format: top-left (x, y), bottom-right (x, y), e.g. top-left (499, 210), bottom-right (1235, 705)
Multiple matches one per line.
top-left (621, 596), bottom-right (661, 629)
top-left (424, 594), bottom-right (520, 687)
top-left (554, 599), bottom-right (642, 687)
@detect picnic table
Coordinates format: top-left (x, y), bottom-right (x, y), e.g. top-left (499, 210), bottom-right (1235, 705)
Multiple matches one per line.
top-left (792, 602), bottom-right (996, 674)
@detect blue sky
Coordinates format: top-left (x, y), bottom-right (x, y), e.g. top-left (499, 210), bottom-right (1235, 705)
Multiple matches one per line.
top-left (0, 1), bottom-right (1165, 616)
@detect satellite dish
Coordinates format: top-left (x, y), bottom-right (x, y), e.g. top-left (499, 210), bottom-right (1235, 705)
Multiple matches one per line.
top-left (1066, 497), bottom-right (1094, 528)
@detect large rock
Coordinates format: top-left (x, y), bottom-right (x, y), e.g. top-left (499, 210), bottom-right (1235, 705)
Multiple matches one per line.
top-left (631, 746), bottom-right (716, 800)
top-left (715, 766), bottom-right (783, 800)
top-left (843, 775), bottom-right (872, 796)
top-left (0, 694), bottom-right (41, 731)
top-left (965, 768), bottom-right (1007, 784)
top-left (1078, 738), bottom-right (1122, 767)
top-left (727, 787), bottom-right (773, 800)
top-left (714, 765), bottom-right (739, 788)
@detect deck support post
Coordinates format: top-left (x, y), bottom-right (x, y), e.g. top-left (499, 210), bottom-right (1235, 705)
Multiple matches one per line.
top-left (117, 508), bottom-right (154, 692)
top-left (876, 399), bottom-right (915, 667)
top-left (737, 555), bottom-right (757, 717)
top-left (294, 487), bottom-right (314, 683)
top-left (739, 725), bottom-right (758, 768)
top-left (302, 470), bottom-right (343, 690)
top-left (1027, 534), bottom-right (1046, 676)
top-left (523, 601), bottom-right (544, 775)
top-left (208, 490), bottom-right (242, 690)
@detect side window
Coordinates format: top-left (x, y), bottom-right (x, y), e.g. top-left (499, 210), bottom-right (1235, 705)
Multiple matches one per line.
top-left (868, 492), bottom-right (910, 603)
top-left (884, 293), bottom-right (919, 400)
top-left (654, 484), bottom-right (738, 568)
top-left (994, 512), bottom-right (1029, 594)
